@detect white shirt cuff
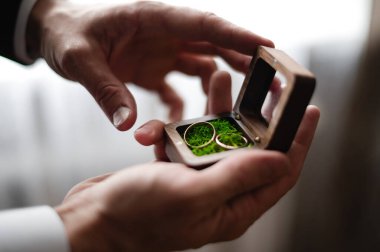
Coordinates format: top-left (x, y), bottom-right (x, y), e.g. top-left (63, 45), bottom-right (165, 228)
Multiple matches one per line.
top-left (0, 205), bottom-right (70, 252)
top-left (14, 0), bottom-right (39, 64)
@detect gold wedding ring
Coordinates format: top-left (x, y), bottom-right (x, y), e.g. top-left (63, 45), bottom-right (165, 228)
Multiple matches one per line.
top-left (215, 133), bottom-right (248, 150)
top-left (183, 121), bottom-right (216, 149)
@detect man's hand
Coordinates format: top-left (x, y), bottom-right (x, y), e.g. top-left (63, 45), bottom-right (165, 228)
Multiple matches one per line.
top-left (28, 0), bottom-right (274, 130)
top-left (56, 149), bottom-right (294, 252)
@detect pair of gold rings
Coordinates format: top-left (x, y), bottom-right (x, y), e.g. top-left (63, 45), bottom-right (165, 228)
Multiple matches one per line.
top-left (183, 121), bottom-right (248, 150)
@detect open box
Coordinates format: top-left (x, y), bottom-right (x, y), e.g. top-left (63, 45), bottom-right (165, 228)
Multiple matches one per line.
top-left (164, 46), bottom-right (316, 168)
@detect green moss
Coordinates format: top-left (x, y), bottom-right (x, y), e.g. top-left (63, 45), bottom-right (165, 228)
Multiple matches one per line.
top-left (184, 118), bottom-right (253, 156)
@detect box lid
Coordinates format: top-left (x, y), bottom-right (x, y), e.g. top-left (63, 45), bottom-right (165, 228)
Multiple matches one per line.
top-left (232, 46), bottom-right (316, 152)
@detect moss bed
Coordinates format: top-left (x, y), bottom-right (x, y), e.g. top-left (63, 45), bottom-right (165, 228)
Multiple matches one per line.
top-left (184, 118), bottom-right (253, 156)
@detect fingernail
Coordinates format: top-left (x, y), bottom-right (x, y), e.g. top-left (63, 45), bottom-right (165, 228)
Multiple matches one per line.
top-left (113, 106), bottom-right (131, 127)
top-left (135, 123), bottom-right (150, 135)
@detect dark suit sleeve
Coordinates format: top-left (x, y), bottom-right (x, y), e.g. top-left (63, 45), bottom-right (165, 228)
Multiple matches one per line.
top-left (0, 0), bottom-right (24, 63)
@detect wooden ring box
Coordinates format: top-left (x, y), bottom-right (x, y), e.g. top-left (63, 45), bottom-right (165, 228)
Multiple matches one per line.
top-left (164, 46), bottom-right (316, 168)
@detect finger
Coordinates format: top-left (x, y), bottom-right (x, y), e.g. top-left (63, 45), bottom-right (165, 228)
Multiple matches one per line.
top-left (198, 150), bottom-right (290, 203)
top-left (134, 120), bottom-right (169, 161)
top-left (261, 77), bottom-right (282, 122)
top-left (181, 41), bottom-right (252, 73)
top-left (287, 105), bottom-right (320, 172)
top-left (155, 5), bottom-right (275, 53)
top-left (207, 71), bottom-right (232, 115)
top-left (175, 54), bottom-right (217, 94)
top-left (63, 172), bottom-right (114, 200)
top-left (270, 76), bottom-right (282, 92)
top-left (158, 82), bottom-right (184, 122)
top-left (60, 43), bottom-right (137, 131)
top-left (134, 120), bottom-right (166, 146)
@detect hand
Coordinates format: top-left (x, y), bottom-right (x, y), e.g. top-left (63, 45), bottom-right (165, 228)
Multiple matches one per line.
top-left (28, 0), bottom-right (274, 130)
top-left (56, 90), bottom-right (319, 252)
top-left (57, 150), bottom-right (293, 252)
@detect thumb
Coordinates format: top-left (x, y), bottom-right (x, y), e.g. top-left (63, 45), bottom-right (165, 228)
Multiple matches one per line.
top-left (95, 81), bottom-right (137, 131)
top-left (199, 150), bottom-right (290, 202)
top-left (134, 120), bottom-right (168, 161)
top-left (69, 55), bottom-right (137, 131)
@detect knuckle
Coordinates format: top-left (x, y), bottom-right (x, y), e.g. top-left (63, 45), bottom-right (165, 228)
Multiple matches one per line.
top-left (95, 84), bottom-right (122, 109)
top-left (203, 11), bottom-right (217, 18)
top-left (202, 11), bottom-right (222, 27)
top-left (135, 1), bottom-right (166, 14)
top-left (200, 11), bottom-right (217, 27)
top-left (60, 42), bottom-right (89, 73)
top-left (202, 58), bottom-right (217, 74)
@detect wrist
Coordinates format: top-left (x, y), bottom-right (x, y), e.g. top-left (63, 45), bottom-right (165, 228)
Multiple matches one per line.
top-left (55, 195), bottom-right (111, 252)
top-left (26, 0), bottom-right (64, 60)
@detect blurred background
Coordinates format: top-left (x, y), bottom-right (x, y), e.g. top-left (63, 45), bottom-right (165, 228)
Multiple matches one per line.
top-left (0, 0), bottom-right (378, 251)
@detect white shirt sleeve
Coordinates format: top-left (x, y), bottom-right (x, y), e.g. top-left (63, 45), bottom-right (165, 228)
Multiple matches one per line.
top-left (14, 0), bottom-right (39, 64)
top-left (0, 205), bottom-right (70, 252)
